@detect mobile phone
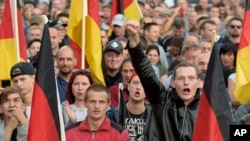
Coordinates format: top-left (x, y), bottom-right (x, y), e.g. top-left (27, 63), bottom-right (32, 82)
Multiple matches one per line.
top-left (1, 80), bottom-right (11, 88)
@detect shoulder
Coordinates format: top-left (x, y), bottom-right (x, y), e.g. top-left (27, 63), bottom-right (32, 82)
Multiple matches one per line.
top-left (107, 107), bottom-right (117, 117)
top-left (65, 121), bottom-right (81, 131)
top-left (228, 73), bottom-right (236, 82)
top-left (110, 120), bottom-right (127, 134)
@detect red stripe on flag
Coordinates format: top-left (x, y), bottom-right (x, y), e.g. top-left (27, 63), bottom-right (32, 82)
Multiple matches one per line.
top-left (123, 0), bottom-right (133, 8)
top-left (88, 1), bottom-right (100, 27)
top-left (238, 10), bottom-right (250, 50)
top-left (17, 7), bottom-right (27, 61)
top-left (70, 40), bottom-right (82, 69)
top-left (192, 90), bottom-right (223, 141)
top-left (110, 0), bottom-right (123, 27)
top-left (28, 83), bottom-right (60, 140)
top-left (0, 0), bottom-right (13, 39)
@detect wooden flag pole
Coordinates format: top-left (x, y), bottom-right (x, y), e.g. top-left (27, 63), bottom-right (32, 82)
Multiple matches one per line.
top-left (12, 0), bottom-right (20, 62)
top-left (81, 0), bottom-right (88, 69)
top-left (211, 30), bottom-right (217, 49)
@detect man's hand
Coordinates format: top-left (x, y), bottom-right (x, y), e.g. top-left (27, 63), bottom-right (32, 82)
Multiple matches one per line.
top-left (125, 20), bottom-right (140, 48)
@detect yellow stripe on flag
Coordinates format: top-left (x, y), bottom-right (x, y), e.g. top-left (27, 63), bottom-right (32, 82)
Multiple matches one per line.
top-left (0, 38), bottom-right (17, 80)
top-left (67, 1), bottom-right (82, 48)
top-left (124, 1), bottom-right (142, 21)
top-left (86, 16), bottom-right (105, 85)
top-left (67, 0), bottom-right (105, 85)
top-left (234, 46), bottom-right (250, 104)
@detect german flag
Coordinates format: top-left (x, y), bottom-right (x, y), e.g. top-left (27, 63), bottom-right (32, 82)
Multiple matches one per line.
top-left (234, 0), bottom-right (250, 104)
top-left (0, 0), bottom-right (27, 81)
top-left (67, 0), bottom-right (105, 85)
top-left (192, 41), bottom-right (233, 141)
top-left (110, 0), bottom-right (142, 26)
top-left (27, 24), bottom-right (62, 141)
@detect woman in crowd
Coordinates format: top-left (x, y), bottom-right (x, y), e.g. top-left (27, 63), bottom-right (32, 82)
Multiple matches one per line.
top-left (146, 45), bottom-right (168, 84)
top-left (62, 69), bottom-right (94, 127)
top-left (27, 39), bottom-right (41, 59)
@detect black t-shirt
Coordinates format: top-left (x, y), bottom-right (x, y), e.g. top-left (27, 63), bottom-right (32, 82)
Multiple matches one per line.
top-left (125, 109), bottom-right (147, 141)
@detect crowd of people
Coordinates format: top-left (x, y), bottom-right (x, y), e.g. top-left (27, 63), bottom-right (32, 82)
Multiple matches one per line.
top-left (0, 0), bottom-right (250, 140)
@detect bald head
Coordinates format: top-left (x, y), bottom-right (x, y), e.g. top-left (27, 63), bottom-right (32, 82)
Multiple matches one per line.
top-left (56, 46), bottom-right (76, 76)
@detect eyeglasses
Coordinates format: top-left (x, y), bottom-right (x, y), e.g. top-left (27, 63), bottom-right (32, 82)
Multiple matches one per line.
top-left (230, 25), bottom-right (241, 29)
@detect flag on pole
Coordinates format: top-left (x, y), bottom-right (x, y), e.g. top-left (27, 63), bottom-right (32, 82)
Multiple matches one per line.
top-left (192, 40), bottom-right (233, 141)
top-left (123, 0), bottom-right (143, 20)
top-left (0, 0), bottom-right (27, 80)
top-left (110, 0), bottom-right (123, 20)
top-left (111, 0), bottom-right (142, 22)
top-left (109, 0), bottom-right (142, 36)
top-left (27, 24), bottom-right (62, 141)
top-left (67, 0), bottom-right (105, 85)
top-left (234, 0), bottom-right (250, 104)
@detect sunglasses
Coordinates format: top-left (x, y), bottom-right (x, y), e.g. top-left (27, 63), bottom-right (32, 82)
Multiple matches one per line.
top-left (72, 69), bottom-right (91, 75)
top-left (230, 25), bottom-right (241, 29)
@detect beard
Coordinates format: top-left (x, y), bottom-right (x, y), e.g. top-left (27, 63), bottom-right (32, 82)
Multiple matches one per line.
top-left (231, 34), bottom-right (240, 38)
top-left (60, 69), bottom-right (72, 76)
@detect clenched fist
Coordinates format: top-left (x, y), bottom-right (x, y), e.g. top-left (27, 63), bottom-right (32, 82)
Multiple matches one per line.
top-left (125, 20), bottom-right (140, 48)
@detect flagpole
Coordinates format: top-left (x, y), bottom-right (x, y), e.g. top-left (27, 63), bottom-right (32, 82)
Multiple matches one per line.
top-left (12, 0), bottom-right (20, 62)
top-left (55, 76), bottom-right (66, 141)
top-left (118, 83), bottom-right (125, 126)
top-left (134, 0), bottom-right (143, 18)
top-left (211, 30), bottom-right (217, 48)
top-left (81, 0), bottom-right (87, 69)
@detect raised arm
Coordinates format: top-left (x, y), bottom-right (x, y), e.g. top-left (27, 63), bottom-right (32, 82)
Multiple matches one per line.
top-left (126, 21), bottom-right (166, 106)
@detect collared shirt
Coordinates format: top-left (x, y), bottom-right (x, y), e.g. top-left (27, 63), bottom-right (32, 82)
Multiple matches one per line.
top-left (57, 76), bottom-right (68, 103)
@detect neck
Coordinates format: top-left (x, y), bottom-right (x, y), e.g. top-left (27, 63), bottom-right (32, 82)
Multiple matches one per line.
top-left (126, 101), bottom-right (145, 114)
top-left (107, 69), bottom-right (119, 77)
top-left (59, 73), bottom-right (72, 82)
top-left (52, 47), bottom-right (59, 56)
top-left (88, 116), bottom-right (105, 131)
top-left (74, 100), bottom-right (85, 109)
top-left (229, 36), bottom-right (240, 44)
top-left (146, 39), bottom-right (154, 45)
top-left (24, 92), bottom-right (33, 106)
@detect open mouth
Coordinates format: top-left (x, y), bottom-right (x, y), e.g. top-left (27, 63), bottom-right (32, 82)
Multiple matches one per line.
top-left (183, 88), bottom-right (190, 95)
top-left (135, 91), bottom-right (140, 96)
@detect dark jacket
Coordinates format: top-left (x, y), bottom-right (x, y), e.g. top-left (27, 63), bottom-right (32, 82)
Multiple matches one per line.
top-left (128, 42), bottom-right (200, 141)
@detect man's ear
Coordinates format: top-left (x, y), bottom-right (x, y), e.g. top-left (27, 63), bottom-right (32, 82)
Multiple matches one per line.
top-left (170, 79), bottom-right (175, 88)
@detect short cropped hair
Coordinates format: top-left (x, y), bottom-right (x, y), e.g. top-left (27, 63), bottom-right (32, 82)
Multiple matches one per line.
top-left (172, 62), bottom-right (199, 80)
top-left (84, 84), bottom-right (110, 103)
